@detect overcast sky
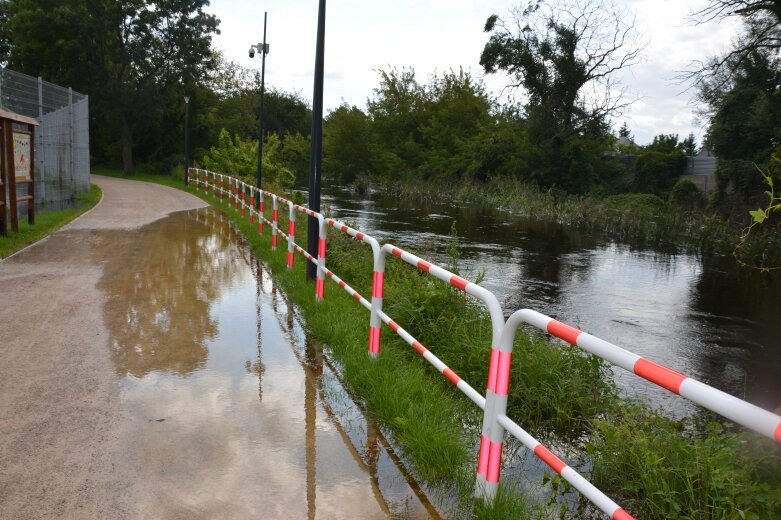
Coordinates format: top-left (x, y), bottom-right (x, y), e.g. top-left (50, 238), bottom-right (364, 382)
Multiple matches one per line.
top-left (206, 0), bottom-right (740, 145)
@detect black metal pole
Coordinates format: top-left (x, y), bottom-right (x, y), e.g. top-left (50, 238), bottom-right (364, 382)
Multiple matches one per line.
top-left (256, 12), bottom-right (268, 195)
top-left (307, 0), bottom-right (325, 280)
top-left (184, 96), bottom-right (190, 186)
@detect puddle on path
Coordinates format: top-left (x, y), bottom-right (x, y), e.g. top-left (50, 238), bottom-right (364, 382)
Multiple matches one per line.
top-left (96, 208), bottom-right (448, 518)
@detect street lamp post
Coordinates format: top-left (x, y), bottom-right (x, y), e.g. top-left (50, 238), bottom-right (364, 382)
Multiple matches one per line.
top-left (307, 0), bottom-right (326, 280)
top-left (249, 12), bottom-right (270, 197)
top-left (184, 95), bottom-right (190, 186)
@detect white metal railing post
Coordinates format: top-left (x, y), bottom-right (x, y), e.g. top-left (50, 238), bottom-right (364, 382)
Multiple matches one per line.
top-left (287, 200), bottom-right (296, 268)
top-left (271, 194), bottom-right (278, 250)
top-left (315, 215), bottom-right (327, 301)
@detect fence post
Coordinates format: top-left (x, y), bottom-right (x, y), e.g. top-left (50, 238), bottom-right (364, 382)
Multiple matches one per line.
top-left (315, 216), bottom-right (327, 300)
top-left (249, 187), bottom-right (255, 224)
top-left (241, 182), bottom-right (246, 217)
top-left (287, 201), bottom-right (296, 268)
top-left (271, 194), bottom-right (278, 250)
top-left (258, 189), bottom-right (265, 234)
top-left (369, 251), bottom-right (387, 358)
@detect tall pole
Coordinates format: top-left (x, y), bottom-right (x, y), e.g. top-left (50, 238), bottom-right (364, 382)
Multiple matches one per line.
top-left (256, 12), bottom-right (268, 193)
top-left (184, 96), bottom-right (190, 186)
top-left (307, 0), bottom-right (326, 280)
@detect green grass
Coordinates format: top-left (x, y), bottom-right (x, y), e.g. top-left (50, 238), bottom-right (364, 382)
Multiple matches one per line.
top-left (0, 183), bottom-right (102, 259)
top-left (113, 168), bottom-right (781, 519)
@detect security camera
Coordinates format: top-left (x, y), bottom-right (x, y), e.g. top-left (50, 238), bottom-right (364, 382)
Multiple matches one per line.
top-left (248, 46), bottom-right (256, 58)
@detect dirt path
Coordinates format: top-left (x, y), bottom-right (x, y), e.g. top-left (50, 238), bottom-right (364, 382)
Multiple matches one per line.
top-left (0, 176), bottom-right (206, 519)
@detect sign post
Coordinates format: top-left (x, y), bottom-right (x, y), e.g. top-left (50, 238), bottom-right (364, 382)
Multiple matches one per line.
top-left (0, 108), bottom-right (38, 234)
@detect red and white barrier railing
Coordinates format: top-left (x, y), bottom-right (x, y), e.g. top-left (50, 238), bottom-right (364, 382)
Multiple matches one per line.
top-left (189, 168), bottom-right (781, 519)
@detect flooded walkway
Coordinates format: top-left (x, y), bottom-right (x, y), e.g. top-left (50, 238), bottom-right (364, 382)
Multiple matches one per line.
top-left (0, 176), bottom-right (440, 519)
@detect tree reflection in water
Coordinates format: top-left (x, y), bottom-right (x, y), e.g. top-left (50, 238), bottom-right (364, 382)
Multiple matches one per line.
top-left (99, 208), bottom-right (241, 377)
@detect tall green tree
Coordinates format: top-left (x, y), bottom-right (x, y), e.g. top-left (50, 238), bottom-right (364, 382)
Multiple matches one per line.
top-left (5, 0), bottom-right (220, 174)
top-left (480, 0), bottom-right (642, 192)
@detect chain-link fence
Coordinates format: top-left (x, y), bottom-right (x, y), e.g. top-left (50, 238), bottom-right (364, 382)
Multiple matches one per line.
top-left (0, 67), bottom-right (90, 211)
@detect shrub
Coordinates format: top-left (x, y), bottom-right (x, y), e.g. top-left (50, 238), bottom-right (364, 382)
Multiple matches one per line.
top-left (670, 179), bottom-right (705, 210)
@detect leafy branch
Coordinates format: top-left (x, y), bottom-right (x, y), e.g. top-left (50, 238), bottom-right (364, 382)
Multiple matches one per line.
top-left (733, 155), bottom-right (781, 271)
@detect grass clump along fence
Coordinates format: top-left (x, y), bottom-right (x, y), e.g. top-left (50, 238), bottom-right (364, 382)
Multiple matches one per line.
top-left (143, 170), bottom-right (780, 520)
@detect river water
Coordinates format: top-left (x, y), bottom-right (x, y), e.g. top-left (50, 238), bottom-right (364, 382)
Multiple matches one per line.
top-left (319, 186), bottom-right (781, 420)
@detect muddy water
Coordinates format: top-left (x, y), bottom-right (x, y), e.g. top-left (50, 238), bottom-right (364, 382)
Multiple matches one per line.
top-left (93, 208), bottom-right (444, 518)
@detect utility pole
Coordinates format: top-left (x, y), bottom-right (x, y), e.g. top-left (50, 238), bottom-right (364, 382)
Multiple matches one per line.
top-left (249, 13), bottom-right (270, 197)
top-left (183, 95), bottom-right (190, 186)
top-left (307, 0), bottom-right (326, 280)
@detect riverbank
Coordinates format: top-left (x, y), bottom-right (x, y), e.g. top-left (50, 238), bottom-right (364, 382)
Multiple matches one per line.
top-left (0, 183), bottom-right (102, 259)
top-left (376, 176), bottom-right (781, 272)
top-left (110, 170), bottom-right (781, 519)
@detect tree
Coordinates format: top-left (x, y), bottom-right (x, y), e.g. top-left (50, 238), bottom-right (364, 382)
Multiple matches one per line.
top-left (323, 104), bottom-right (375, 184)
top-left (699, 49), bottom-right (780, 196)
top-left (646, 134), bottom-right (680, 153)
top-left (480, 0), bottom-right (643, 192)
top-left (682, 133), bottom-right (698, 156)
top-left (686, 0), bottom-right (781, 87)
top-left (5, 0), bottom-right (220, 174)
top-left (618, 122), bottom-right (631, 138)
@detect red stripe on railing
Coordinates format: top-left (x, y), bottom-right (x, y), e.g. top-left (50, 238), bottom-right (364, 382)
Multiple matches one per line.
top-left (449, 275), bottom-right (469, 291)
top-left (412, 341), bottom-right (426, 355)
top-left (287, 252), bottom-right (294, 267)
top-left (338, 281), bottom-right (346, 288)
top-left (417, 259), bottom-right (431, 272)
top-left (495, 351), bottom-right (512, 396)
top-left (289, 221), bottom-right (295, 235)
top-left (487, 348), bottom-right (499, 393)
top-left (352, 292), bottom-right (362, 301)
top-left (326, 270), bottom-right (334, 278)
top-left (633, 358), bottom-right (686, 394)
top-left (487, 441), bottom-right (502, 483)
top-left (547, 319), bottom-right (582, 345)
top-left (391, 247), bottom-right (402, 257)
top-left (443, 368), bottom-right (461, 386)
top-left (318, 238), bottom-right (326, 259)
top-left (328, 218), bottom-right (335, 226)
top-left (369, 327), bottom-right (381, 354)
top-left (372, 271), bottom-right (384, 298)
top-left (612, 508), bottom-right (636, 520)
top-left (388, 320), bottom-right (400, 332)
top-left (776, 423), bottom-right (781, 442)
top-left (356, 232), bottom-right (365, 240)
top-left (533, 445), bottom-right (567, 474)
top-left (341, 224), bottom-right (348, 232)
top-left (477, 436), bottom-right (490, 476)
top-left (272, 209), bottom-right (278, 220)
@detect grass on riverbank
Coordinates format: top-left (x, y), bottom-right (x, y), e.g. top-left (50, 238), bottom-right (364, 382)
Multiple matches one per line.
top-left (0, 183), bottom-right (102, 259)
top-left (120, 169), bottom-right (781, 519)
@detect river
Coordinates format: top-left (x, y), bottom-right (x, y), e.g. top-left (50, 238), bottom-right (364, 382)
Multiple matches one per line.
top-left (319, 185), bottom-right (781, 420)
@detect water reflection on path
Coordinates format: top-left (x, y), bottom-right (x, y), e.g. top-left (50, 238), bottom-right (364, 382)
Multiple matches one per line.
top-left (101, 208), bottom-right (444, 519)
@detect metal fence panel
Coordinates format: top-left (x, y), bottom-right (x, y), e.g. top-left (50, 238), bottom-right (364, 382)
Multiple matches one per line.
top-left (0, 67), bottom-right (90, 210)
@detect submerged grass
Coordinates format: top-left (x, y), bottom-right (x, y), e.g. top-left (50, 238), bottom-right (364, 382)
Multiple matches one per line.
top-left (127, 170), bottom-right (781, 519)
top-left (0, 183), bottom-right (102, 259)
top-left (385, 176), bottom-right (759, 261)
